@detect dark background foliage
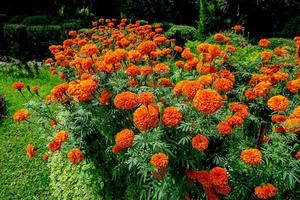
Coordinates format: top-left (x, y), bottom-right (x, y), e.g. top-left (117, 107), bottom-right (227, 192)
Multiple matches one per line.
top-left (0, 0), bottom-right (299, 61)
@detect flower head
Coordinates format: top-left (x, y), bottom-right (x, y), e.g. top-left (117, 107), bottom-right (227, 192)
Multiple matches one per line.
top-left (240, 148), bottom-right (262, 165)
top-left (54, 130), bottom-right (69, 143)
top-left (151, 152), bottom-right (169, 169)
top-left (12, 82), bottom-right (25, 91)
top-left (133, 104), bottom-right (159, 131)
top-left (162, 106), bottom-right (183, 127)
top-left (114, 91), bottom-right (138, 110)
top-left (193, 89), bottom-right (223, 114)
top-left (13, 109), bottom-right (29, 122)
top-left (209, 167), bottom-right (229, 186)
top-left (26, 144), bottom-right (35, 158)
top-left (267, 95), bottom-right (289, 111)
top-left (115, 129), bottom-right (135, 149)
top-left (67, 148), bottom-right (84, 164)
top-left (192, 134), bottom-right (209, 151)
top-left (254, 183), bottom-right (278, 199)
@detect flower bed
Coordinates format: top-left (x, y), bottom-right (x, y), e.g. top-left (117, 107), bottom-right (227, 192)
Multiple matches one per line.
top-left (13, 19), bottom-right (300, 199)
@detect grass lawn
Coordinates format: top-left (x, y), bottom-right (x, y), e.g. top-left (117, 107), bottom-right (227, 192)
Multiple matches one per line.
top-left (0, 68), bottom-right (61, 199)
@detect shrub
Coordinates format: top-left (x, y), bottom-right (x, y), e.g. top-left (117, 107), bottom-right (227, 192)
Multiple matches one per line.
top-left (268, 38), bottom-right (296, 51)
top-left (205, 32), bottom-right (248, 46)
top-left (3, 24), bottom-right (27, 58)
top-left (8, 15), bottom-right (28, 24)
top-left (26, 25), bottom-right (62, 59)
top-left (14, 20), bottom-right (300, 200)
top-left (49, 151), bottom-right (104, 200)
top-left (165, 25), bottom-right (197, 45)
top-left (22, 15), bottom-right (51, 26)
top-left (279, 16), bottom-right (300, 38)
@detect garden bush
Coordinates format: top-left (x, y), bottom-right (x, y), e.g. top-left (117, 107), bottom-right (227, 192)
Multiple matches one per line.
top-left (22, 15), bottom-right (51, 26)
top-left (165, 25), bottom-right (197, 45)
top-left (13, 19), bottom-right (300, 200)
top-left (3, 24), bottom-right (27, 58)
top-left (49, 151), bottom-right (104, 200)
top-left (26, 25), bottom-right (62, 59)
top-left (279, 16), bottom-right (300, 38)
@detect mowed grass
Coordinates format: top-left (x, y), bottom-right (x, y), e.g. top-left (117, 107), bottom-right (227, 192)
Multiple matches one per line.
top-left (0, 68), bottom-right (61, 199)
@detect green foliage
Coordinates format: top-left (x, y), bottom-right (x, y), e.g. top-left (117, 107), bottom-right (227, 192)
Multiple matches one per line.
top-left (22, 15), bottom-right (51, 26)
top-left (205, 32), bottom-right (248, 46)
top-left (0, 68), bottom-right (61, 199)
top-left (0, 59), bottom-right (40, 78)
top-left (156, 22), bottom-right (174, 32)
top-left (48, 151), bottom-right (104, 200)
top-left (26, 25), bottom-right (62, 59)
top-left (3, 24), bottom-right (27, 58)
top-left (279, 16), bottom-right (300, 38)
top-left (268, 38), bottom-right (296, 51)
top-left (165, 25), bottom-right (197, 45)
top-left (8, 15), bottom-right (28, 24)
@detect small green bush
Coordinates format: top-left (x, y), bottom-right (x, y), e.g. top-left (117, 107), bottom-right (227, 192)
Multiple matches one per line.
top-left (62, 22), bottom-right (82, 37)
top-left (205, 32), bottom-right (248, 46)
top-left (165, 25), bottom-right (197, 45)
top-left (48, 151), bottom-right (104, 200)
top-left (26, 25), bottom-right (62, 59)
top-left (279, 16), bottom-right (300, 38)
top-left (8, 15), bottom-right (28, 24)
top-left (3, 24), bottom-right (27, 58)
top-left (268, 38), bottom-right (296, 50)
top-left (22, 15), bottom-right (51, 26)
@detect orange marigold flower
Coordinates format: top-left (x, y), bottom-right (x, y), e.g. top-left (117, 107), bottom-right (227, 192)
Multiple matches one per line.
top-left (115, 129), bottom-right (135, 148)
top-left (253, 81), bottom-right (272, 96)
top-left (233, 24), bottom-right (243, 31)
top-left (261, 51), bottom-right (272, 62)
top-left (150, 152), bottom-right (169, 169)
top-left (227, 115), bottom-right (244, 126)
top-left (48, 140), bottom-right (61, 152)
top-left (254, 183), bottom-right (278, 199)
top-left (137, 40), bottom-right (157, 55)
top-left (157, 78), bottom-right (173, 87)
top-left (193, 89), bottom-right (223, 115)
top-left (245, 88), bottom-right (257, 100)
top-left (32, 85), bottom-right (40, 92)
top-left (126, 64), bottom-right (141, 77)
top-left (133, 104), bottom-right (159, 131)
top-left (138, 91), bottom-right (155, 105)
top-left (181, 48), bottom-right (193, 60)
top-left (112, 145), bottom-right (123, 154)
top-left (42, 152), bottom-right (49, 161)
top-left (214, 183), bottom-right (231, 196)
top-left (54, 130), bottom-right (69, 143)
top-left (98, 89), bottom-right (112, 105)
top-left (153, 63), bottom-right (169, 75)
top-left (26, 144), bottom-right (35, 158)
top-left (217, 121), bottom-right (232, 135)
top-left (272, 72), bottom-right (288, 81)
top-left (271, 114), bottom-right (286, 123)
top-left (114, 91), bottom-right (138, 110)
top-left (214, 33), bottom-right (227, 42)
top-left (67, 148), bottom-right (84, 164)
top-left (197, 170), bottom-right (211, 187)
top-left (295, 151), bottom-right (300, 160)
top-left (140, 66), bottom-right (153, 76)
top-left (12, 82), bottom-right (25, 91)
top-left (267, 95), bottom-right (289, 111)
top-left (213, 78), bottom-right (234, 93)
top-left (162, 106), bottom-right (183, 127)
top-left (225, 45), bottom-right (236, 53)
top-left (13, 109), bottom-right (29, 122)
top-left (173, 80), bottom-right (188, 97)
top-left (182, 80), bottom-right (203, 99)
top-left (67, 79), bottom-right (98, 102)
top-left (50, 119), bottom-right (58, 126)
top-left (209, 167), bottom-right (229, 186)
top-left (198, 75), bottom-right (213, 86)
top-left (258, 39), bottom-right (270, 48)
top-left (51, 83), bottom-right (69, 99)
top-left (174, 46), bottom-right (183, 52)
top-left (240, 148), bottom-right (262, 165)
top-left (191, 134), bottom-right (209, 151)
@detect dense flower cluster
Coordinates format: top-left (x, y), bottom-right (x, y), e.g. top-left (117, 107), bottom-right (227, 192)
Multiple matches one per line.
top-left (14, 19), bottom-right (300, 199)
